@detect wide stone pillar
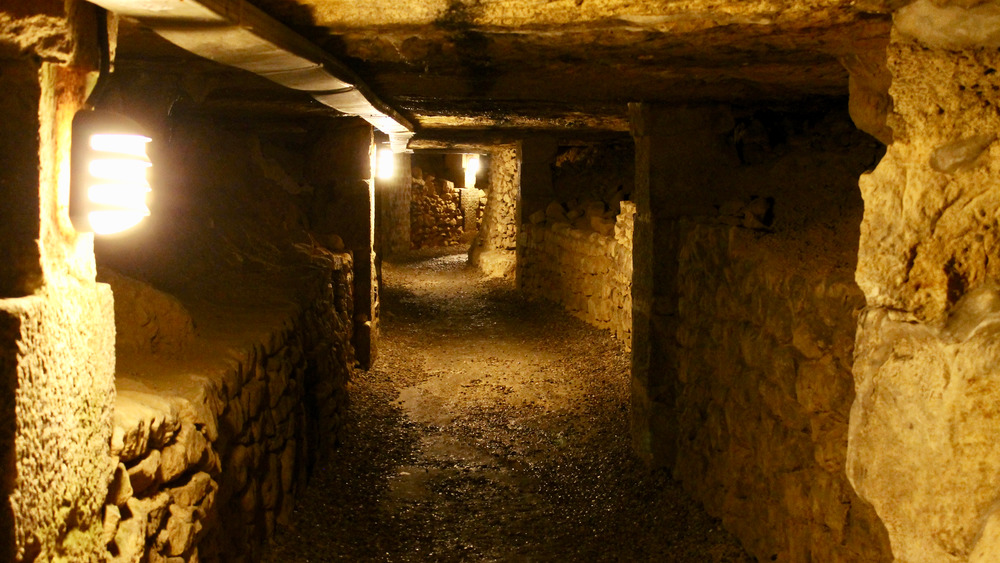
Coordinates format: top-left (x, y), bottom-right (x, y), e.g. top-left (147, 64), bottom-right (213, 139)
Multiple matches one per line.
top-left (846, 3), bottom-right (1000, 561)
top-left (308, 120), bottom-right (378, 368)
top-left (0, 2), bottom-right (117, 560)
top-left (628, 102), bottom-right (737, 464)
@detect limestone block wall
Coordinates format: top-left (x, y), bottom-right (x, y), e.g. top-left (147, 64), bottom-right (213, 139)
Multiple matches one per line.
top-left (519, 201), bottom-right (635, 347)
top-left (670, 222), bottom-right (890, 562)
top-left (470, 146), bottom-right (519, 277)
top-left (102, 257), bottom-right (355, 563)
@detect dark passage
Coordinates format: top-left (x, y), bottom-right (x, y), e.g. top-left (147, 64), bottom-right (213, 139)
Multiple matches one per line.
top-left (266, 249), bottom-right (752, 562)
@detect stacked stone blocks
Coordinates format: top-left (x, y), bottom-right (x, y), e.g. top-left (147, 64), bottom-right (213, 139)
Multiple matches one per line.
top-left (670, 221), bottom-right (890, 562)
top-left (520, 201), bottom-right (635, 348)
top-left (103, 255), bottom-right (355, 563)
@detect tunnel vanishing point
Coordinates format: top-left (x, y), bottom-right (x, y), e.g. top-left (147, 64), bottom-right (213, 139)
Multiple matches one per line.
top-left (3, 0), bottom-right (1000, 561)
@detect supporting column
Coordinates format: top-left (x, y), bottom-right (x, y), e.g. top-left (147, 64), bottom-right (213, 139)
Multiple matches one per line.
top-left (515, 137), bottom-right (558, 287)
top-left (308, 120), bottom-right (378, 368)
top-left (469, 145), bottom-right (519, 277)
top-left (628, 102), bottom-right (737, 464)
top-left (846, 3), bottom-right (1000, 561)
top-left (0, 2), bottom-right (117, 560)
top-left (375, 151), bottom-right (413, 259)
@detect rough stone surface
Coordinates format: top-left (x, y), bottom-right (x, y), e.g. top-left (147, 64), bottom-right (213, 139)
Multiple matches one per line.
top-left (245, 0), bottom-right (894, 132)
top-left (469, 145), bottom-right (519, 277)
top-left (104, 258), bottom-right (356, 563)
top-left (97, 268), bottom-right (195, 357)
top-left (266, 249), bottom-right (753, 562)
top-left (376, 152), bottom-right (412, 258)
top-left (409, 170), bottom-right (478, 248)
top-left (0, 15), bottom-right (115, 560)
top-left (670, 222), bottom-right (890, 562)
top-left (520, 201), bottom-right (635, 347)
top-left (847, 21), bottom-right (1000, 563)
top-left (0, 284), bottom-right (117, 563)
top-left (631, 102), bottom-right (887, 560)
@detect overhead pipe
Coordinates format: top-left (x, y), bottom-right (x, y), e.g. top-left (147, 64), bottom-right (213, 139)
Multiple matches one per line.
top-left (89, 0), bottom-right (415, 152)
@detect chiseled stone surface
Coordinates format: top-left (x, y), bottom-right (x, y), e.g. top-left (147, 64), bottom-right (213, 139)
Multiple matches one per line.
top-left (0, 283), bottom-right (116, 563)
top-left (671, 222), bottom-right (891, 562)
top-left (469, 146), bottom-right (519, 277)
top-left (848, 11), bottom-right (1000, 562)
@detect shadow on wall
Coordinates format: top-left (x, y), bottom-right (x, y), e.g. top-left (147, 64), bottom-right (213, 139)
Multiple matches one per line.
top-left (637, 103), bottom-right (891, 562)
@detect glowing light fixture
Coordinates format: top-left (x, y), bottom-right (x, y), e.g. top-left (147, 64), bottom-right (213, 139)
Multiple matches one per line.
top-left (463, 153), bottom-right (481, 189)
top-left (70, 110), bottom-right (152, 235)
top-left (377, 147), bottom-right (395, 180)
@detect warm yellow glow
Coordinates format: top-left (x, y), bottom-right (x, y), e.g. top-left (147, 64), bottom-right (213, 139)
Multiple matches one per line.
top-left (378, 148), bottom-right (395, 180)
top-left (464, 154), bottom-right (481, 188)
top-left (89, 133), bottom-right (151, 158)
top-left (88, 184), bottom-right (151, 209)
top-left (88, 159), bottom-right (152, 182)
top-left (71, 110), bottom-right (155, 235)
top-left (465, 154), bottom-right (480, 175)
top-left (88, 210), bottom-right (148, 235)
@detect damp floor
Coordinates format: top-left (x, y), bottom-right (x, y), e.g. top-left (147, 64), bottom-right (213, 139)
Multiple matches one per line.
top-left (264, 248), bottom-right (754, 562)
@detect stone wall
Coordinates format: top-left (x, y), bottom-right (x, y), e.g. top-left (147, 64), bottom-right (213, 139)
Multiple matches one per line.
top-left (410, 171), bottom-right (467, 248)
top-left (629, 102), bottom-right (892, 561)
top-left (670, 221), bottom-right (888, 562)
top-left (103, 255), bottom-right (355, 563)
top-left (0, 5), bottom-right (118, 560)
top-left (519, 201), bottom-right (635, 347)
top-left (469, 146), bottom-right (519, 277)
top-left (847, 5), bottom-right (1000, 561)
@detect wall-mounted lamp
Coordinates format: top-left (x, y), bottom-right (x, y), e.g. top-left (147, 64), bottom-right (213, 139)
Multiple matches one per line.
top-left (377, 147), bottom-right (395, 180)
top-left (70, 109), bottom-right (152, 235)
top-left (463, 153), bottom-right (481, 189)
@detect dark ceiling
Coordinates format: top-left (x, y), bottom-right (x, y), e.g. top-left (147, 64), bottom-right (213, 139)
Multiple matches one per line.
top-left (115, 0), bottom-right (901, 144)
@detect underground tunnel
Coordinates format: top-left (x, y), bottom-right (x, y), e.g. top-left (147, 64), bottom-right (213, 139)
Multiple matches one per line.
top-left (3, 0), bottom-right (1000, 561)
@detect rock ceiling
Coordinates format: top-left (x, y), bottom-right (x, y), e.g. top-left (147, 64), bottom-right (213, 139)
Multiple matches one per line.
top-left (116, 0), bottom-right (903, 142)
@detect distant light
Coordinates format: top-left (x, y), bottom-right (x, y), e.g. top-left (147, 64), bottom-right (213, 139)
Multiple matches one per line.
top-left (463, 154), bottom-right (481, 189)
top-left (377, 148), bottom-right (395, 180)
top-left (71, 111), bottom-right (153, 235)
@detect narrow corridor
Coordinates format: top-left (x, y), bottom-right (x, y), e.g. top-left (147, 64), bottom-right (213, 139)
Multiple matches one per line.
top-left (266, 249), bottom-right (753, 562)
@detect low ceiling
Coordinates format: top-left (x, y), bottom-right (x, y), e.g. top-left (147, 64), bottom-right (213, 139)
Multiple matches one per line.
top-left (115, 0), bottom-right (902, 144)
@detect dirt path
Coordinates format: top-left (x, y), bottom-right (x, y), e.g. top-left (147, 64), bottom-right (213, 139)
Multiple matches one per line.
top-left (266, 249), bottom-right (753, 562)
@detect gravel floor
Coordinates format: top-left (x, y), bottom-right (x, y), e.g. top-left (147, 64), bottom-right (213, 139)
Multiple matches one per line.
top-left (265, 249), bottom-right (754, 562)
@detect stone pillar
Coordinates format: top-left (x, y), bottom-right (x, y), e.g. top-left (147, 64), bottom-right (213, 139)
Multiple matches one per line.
top-left (846, 3), bottom-right (1000, 561)
top-left (628, 102), bottom-right (738, 464)
top-left (375, 151), bottom-right (412, 258)
top-left (0, 2), bottom-right (117, 560)
top-left (307, 120), bottom-right (377, 368)
top-left (469, 145), bottom-right (519, 277)
top-left (515, 137), bottom-right (557, 288)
